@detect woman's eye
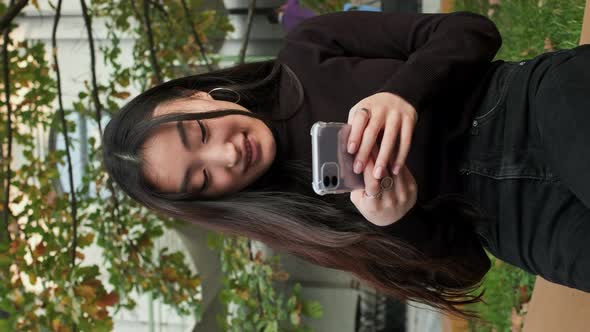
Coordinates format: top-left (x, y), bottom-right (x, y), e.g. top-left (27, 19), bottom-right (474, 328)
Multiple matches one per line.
top-left (197, 120), bottom-right (207, 144)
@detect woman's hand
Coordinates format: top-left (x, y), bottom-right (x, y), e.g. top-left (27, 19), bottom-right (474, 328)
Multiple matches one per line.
top-left (347, 92), bottom-right (418, 179)
top-left (350, 150), bottom-right (418, 227)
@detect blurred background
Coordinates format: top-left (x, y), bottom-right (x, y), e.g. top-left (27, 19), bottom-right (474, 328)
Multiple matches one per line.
top-left (0, 0), bottom-right (587, 331)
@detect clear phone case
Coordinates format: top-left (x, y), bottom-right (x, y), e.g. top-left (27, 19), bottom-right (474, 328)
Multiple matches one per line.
top-left (310, 121), bottom-right (365, 195)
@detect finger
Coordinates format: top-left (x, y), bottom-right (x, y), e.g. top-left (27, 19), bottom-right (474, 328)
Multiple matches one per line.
top-left (393, 164), bottom-right (408, 205)
top-left (374, 116), bottom-right (401, 179)
top-left (401, 164), bottom-right (418, 194)
top-left (362, 157), bottom-right (381, 198)
top-left (347, 107), bottom-right (371, 155)
top-left (350, 189), bottom-right (363, 207)
top-left (392, 118), bottom-right (415, 175)
top-left (369, 143), bottom-right (380, 160)
top-left (351, 148), bottom-right (377, 207)
top-left (353, 121), bottom-right (381, 175)
top-left (386, 142), bottom-right (399, 171)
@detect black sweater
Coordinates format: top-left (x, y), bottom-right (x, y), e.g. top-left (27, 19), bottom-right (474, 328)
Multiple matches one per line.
top-left (271, 10), bottom-right (503, 203)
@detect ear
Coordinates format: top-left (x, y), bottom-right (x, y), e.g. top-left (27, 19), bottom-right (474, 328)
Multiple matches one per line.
top-left (189, 90), bottom-right (213, 100)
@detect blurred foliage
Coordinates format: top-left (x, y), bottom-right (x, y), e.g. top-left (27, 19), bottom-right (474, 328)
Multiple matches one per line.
top-left (454, 1), bottom-right (586, 331)
top-left (0, 0), bottom-right (322, 331)
top-left (300, 0), bottom-right (347, 14)
top-left (208, 234), bottom-right (323, 332)
top-left (467, 252), bottom-right (536, 332)
top-left (456, 0), bottom-right (586, 61)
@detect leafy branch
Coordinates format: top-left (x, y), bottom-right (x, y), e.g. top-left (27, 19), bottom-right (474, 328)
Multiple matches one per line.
top-left (51, 0), bottom-right (79, 276)
top-left (79, 0), bottom-right (103, 135)
top-left (238, 0), bottom-right (256, 65)
top-left (0, 1), bottom-right (324, 330)
top-left (141, 0), bottom-right (162, 84)
top-left (208, 235), bottom-right (323, 331)
top-left (2, 0), bottom-right (16, 242)
top-left (180, 0), bottom-right (212, 71)
top-left (0, 0), bottom-right (28, 32)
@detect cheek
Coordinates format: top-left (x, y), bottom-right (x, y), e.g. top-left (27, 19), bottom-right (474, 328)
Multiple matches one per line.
top-left (257, 125), bottom-right (275, 159)
top-left (213, 170), bottom-right (251, 194)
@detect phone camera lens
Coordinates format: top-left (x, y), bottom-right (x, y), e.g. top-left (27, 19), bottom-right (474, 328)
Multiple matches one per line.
top-left (324, 176), bottom-right (331, 187)
top-left (331, 176), bottom-right (338, 187)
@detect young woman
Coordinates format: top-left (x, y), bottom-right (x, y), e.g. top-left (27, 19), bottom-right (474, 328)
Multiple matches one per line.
top-left (102, 10), bottom-right (590, 318)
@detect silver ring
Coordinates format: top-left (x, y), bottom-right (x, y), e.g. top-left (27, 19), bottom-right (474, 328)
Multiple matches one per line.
top-left (363, 189), bottom-right (382, 199)
top-left (356, 107), bottom-right (371, 119)
top-left (380, 176), bottom-right (394, 190)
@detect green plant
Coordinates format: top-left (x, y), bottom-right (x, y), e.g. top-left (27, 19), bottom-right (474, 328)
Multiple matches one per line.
top-left (455, 0), bottom-right (586, 61)
top-left (467, 253), bottom-right (536, 332)
top-left (208, 234), bottom-right (323, 332)
top-left (300, 0), bottom-right (347, 14)
top-left (0, 1), bottom-right (322, 330)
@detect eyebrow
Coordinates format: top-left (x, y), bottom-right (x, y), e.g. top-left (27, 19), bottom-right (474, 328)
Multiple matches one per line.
top-left (177, 121), bottom-right (190, 149)
top-left (177, 121), bottom-right (206, 194)
top-left (179, 164), bottom-right (192, 193)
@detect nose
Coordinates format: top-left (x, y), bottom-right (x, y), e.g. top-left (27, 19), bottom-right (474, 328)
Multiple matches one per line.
top-left (200, 142), bottom-right (241, 168)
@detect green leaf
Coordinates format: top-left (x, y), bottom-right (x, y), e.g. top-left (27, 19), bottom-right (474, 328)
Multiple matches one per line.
top-left (301, 301), bottom-right (323, 319)
top-left (0, 240), bottom-right (9, 252)
top-left (255, 321), bottom-right (267, 331)
top-left (242, 321), bottom-right (256, 331)
top-left (287, 296), bottom-right (297, 310)
top-left (0, 320), bottom-right (13, 332)
top-left (93, 318), bottom-right (114, 332)
top-left (77, 233), bottom-right (95, 248)
top-left (290, 311), bottom-right (301, 326)
top-left (263, 320), bottom-right (278, 332)
top-left (207, 232), bottom-right (224, 250)
top-left (0, 255), bottom-right (10, 269)
top-left (74, 265), bottom-right (100, 280)
top-left (293, 283), bottom-right (302, 295)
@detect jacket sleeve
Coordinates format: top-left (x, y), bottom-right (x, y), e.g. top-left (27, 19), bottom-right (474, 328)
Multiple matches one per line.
top-left (284, 10), bottom-right (502, 113)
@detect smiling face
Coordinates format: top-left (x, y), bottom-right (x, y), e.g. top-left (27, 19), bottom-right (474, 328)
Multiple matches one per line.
top-left (141, 91), bottom-right (277, 198)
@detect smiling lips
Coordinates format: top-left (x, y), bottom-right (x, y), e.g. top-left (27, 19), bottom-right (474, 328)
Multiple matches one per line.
top-left (244, 133), bottom-right (260, 174)
top-left (244, 135), bottom-right (252, 173)
top-left (242, 134), bottom-right (259, 174)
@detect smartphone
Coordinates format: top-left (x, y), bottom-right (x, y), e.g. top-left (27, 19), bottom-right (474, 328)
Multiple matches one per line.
top-left (310, 121), bottom-right (365, 195)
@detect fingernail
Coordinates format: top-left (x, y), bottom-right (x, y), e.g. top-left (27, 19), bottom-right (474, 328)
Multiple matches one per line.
top-left (393, 166), bottom-right (400, 175)
top-left (374, 166), bottom-right (383, 179)
top-left (348, 142), bottom-right (356, 154)
top-left (354, 161), bottom-right (363, 174)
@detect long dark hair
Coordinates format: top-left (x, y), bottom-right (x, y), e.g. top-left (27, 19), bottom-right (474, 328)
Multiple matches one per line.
top-left (102, 59), bottom-right (493, 319)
